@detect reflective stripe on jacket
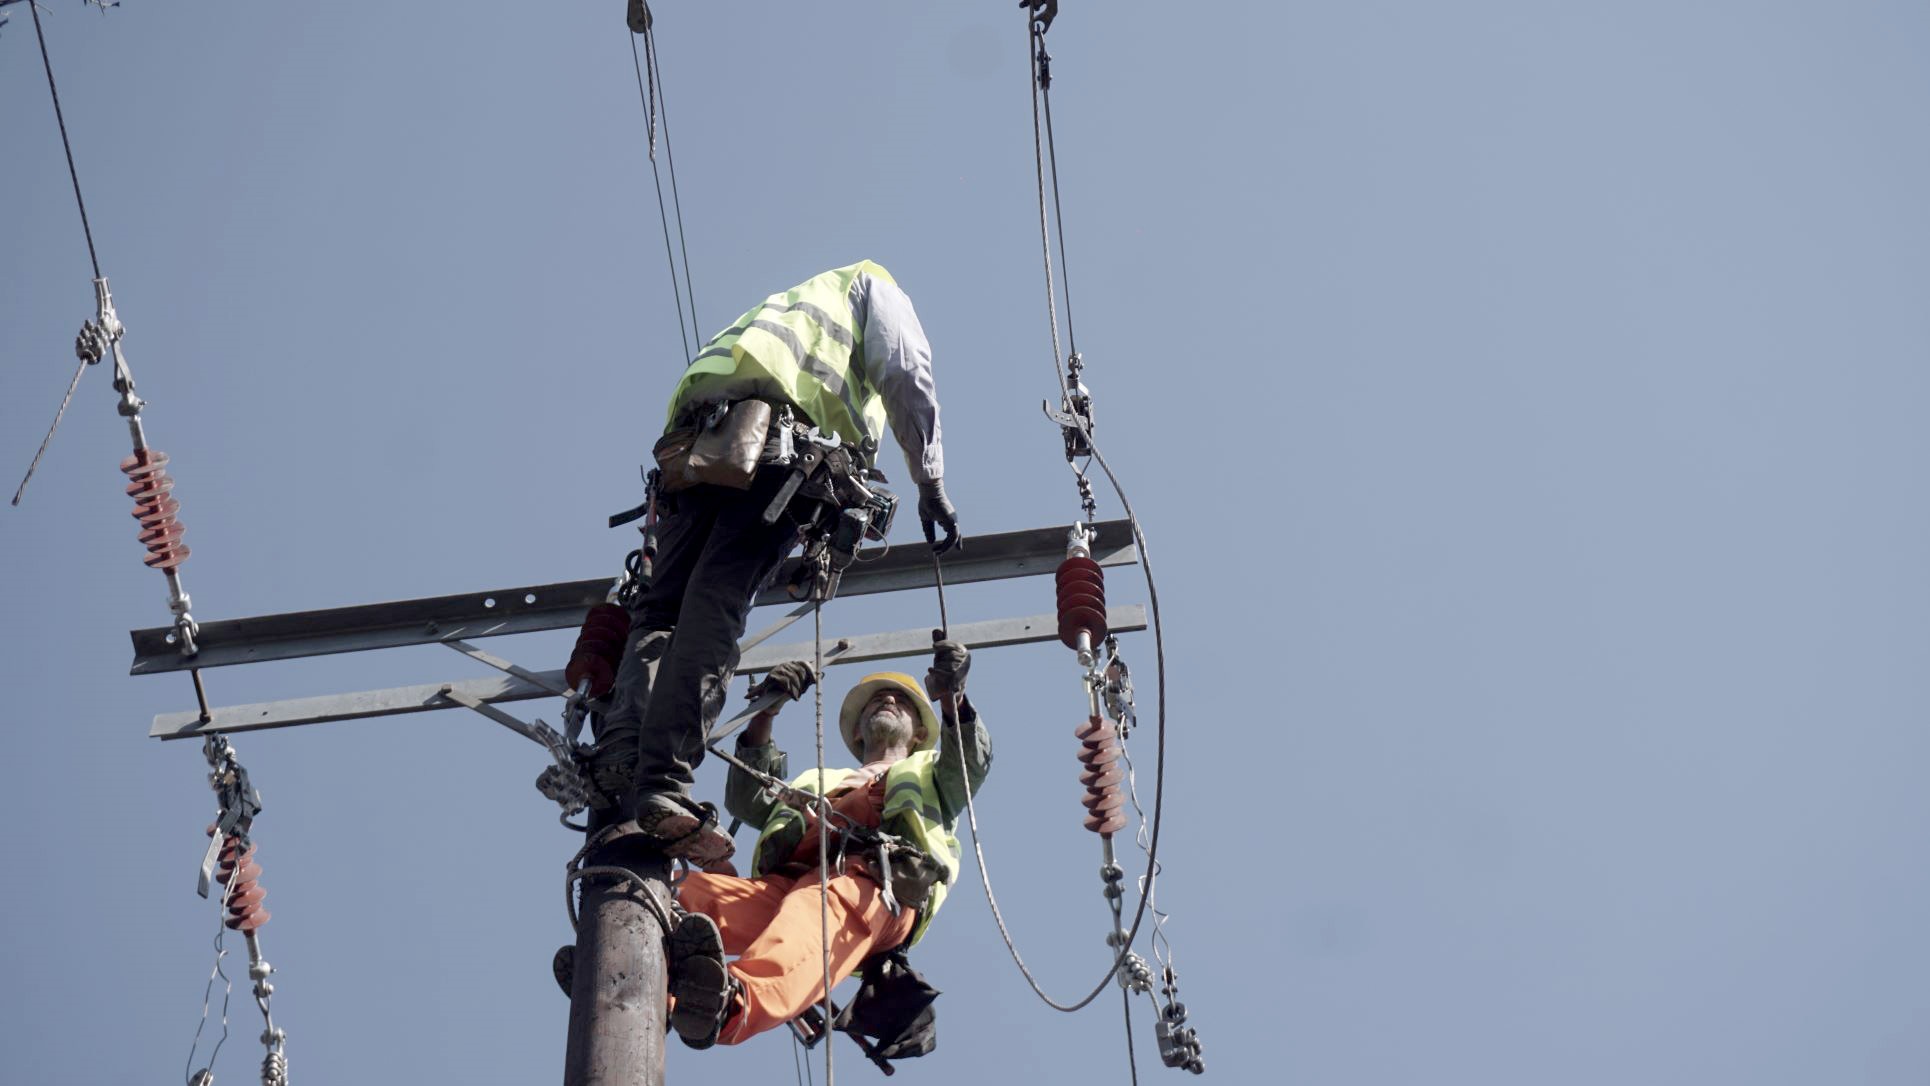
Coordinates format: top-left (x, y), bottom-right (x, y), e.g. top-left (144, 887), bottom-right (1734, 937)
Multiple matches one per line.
top-left (669, 262), bottom-right (894, 454)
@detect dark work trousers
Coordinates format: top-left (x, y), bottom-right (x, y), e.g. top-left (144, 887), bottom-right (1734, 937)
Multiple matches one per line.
top-left (606, 466), bottom-right (801, 807)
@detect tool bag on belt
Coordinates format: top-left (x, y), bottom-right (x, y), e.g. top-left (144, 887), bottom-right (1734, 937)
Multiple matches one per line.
top-left (833, 948), bottom-right (941, 1061)
top-left (652, 399), bottom-right (773, 492)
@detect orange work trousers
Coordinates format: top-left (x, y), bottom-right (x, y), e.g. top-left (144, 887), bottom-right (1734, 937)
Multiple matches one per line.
top-left (676, 861), bottom-right (918, 1044)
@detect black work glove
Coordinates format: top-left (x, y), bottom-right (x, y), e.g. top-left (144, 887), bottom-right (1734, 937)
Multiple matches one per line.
top-left (925, 638), bottom-right (970, 700)
top-left (917, 479), bottom-right (960, 555)
top-left (748, 660), bottom-right (815, 703)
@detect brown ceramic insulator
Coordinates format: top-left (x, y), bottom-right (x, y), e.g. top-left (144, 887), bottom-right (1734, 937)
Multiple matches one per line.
top-left (1055, 556), bottom-right (1108, 651)
top-left (565, 602), bottom-right (633, 697)
top-left (215, 835), bottom-right (269, 932)
top-left (1074, 714), bottom-right (1127, 837)
top-left (1074, 716), bottom-right (1113, 741)
top-left (121, 450), bottom-right (189, 571)
top-left (1081, 789), bottom-right (1127, 814)
top-left (1079, 763), bottom-right (1126, 791)
top-left (1080, 735), bottom-right (1122, 764)
top-left (226, 884), bottom-right (268, 912)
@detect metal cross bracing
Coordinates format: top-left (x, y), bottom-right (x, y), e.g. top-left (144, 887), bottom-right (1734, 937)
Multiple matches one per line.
top-left (130, 518), bottom-right (1144, 742)
top-left (126, 516), bottom-right (1150, 1085)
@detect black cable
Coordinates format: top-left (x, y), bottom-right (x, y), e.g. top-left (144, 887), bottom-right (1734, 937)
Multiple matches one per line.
top-left (644, 26), bottom-right (702, 343)
top-left (1120, 986), bottom-right (1141, 1086)
top-left (942, 426), bottom-right (1169, 1014)
top-left (29, 0), bottom-right (102, 280)
top-left (629, 33), bottom-right (692, 363)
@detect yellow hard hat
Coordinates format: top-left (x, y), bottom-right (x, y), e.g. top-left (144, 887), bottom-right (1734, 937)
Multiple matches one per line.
top-left (838, 672), bottom-right (939, 760)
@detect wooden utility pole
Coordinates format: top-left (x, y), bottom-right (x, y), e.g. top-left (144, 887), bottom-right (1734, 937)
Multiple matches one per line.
top-left (564, 820), bottom-right (671, 1086)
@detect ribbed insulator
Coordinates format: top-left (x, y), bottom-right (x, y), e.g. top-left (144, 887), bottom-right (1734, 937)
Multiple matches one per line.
top-left (1074, 715), bottom-right (1127, 836)
top-left (122, 449), bottom-right (189, 571)
top-left (1056, 556), bottom-right (1107, 653)
top-left (217, 835), bottom-right (270, 932)
top-left (565, 602), bottom-right (632, 698)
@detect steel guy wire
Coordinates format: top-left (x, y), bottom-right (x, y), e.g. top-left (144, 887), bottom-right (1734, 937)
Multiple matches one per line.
top-left (643, 24), bottom-right (702, 343)
top-left (1027, 11), bottom-right (1100, 520)
top-left (1120, 986), bottom-right (1142, 1086)
top-left (1036, 27), bottom-right (1080, 364)
top-left (1027, 17), bottom-right (1069, 397)
top-left (629, 31), bottom-right (693, 364)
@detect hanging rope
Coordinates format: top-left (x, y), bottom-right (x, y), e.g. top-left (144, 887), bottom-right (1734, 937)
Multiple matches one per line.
top-left (812, 598), bottom-right (835, 1085)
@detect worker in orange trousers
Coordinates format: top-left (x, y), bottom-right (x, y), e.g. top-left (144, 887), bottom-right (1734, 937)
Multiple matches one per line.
top-left (666, 640), bottom-right (990, 1049)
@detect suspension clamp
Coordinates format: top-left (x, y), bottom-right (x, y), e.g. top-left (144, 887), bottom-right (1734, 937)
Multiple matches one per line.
top-left (1156, 968), bottom-right (1207, 1074)
top-left (1041, 353), bottom-right (1096, 461)
top-left (198, 736), bottom-right (262, 898)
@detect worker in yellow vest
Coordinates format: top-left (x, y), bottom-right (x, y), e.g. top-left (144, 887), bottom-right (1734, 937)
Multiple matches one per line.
top-left (665, 638), bottom-right (989, 1049)
top-left (586, 262), bottom-right (961, 864)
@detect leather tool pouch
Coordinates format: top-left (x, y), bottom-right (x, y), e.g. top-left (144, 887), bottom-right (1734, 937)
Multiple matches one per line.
top-left (653, 400), bottom-right (773, 493)
top-left (871, 844), bottom-right (945, 912)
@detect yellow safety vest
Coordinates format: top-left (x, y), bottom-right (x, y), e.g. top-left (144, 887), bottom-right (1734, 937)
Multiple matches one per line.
top-left (752, 752), bottom-right (961, 948)
top-left (667, 261), bottom-right (895, 452)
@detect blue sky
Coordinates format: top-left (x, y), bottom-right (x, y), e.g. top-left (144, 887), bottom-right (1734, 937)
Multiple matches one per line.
top-left (5, 2), bottom-right (1930, 1083)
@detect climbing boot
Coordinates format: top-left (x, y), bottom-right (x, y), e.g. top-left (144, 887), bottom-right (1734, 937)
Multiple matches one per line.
top-left (667, 911), bottom-right (737, 1049)
top-left (630, 791), bottom-right (735, 867)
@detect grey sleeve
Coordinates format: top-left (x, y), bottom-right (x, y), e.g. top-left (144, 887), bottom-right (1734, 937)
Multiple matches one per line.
top-left (724, 738), bottom-right (790, 828)
top-left (933, 696), bottom-right (992, 823)
top-left (854, 273), bottom-right (944, 486)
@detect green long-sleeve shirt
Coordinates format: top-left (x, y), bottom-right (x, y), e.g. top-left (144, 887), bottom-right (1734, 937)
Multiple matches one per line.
top-left (723, 697), bottom-right (993, 835)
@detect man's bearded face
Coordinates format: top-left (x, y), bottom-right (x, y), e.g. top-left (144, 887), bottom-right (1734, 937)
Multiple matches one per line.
top-left (859, 689), bottom-right (918, 752)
